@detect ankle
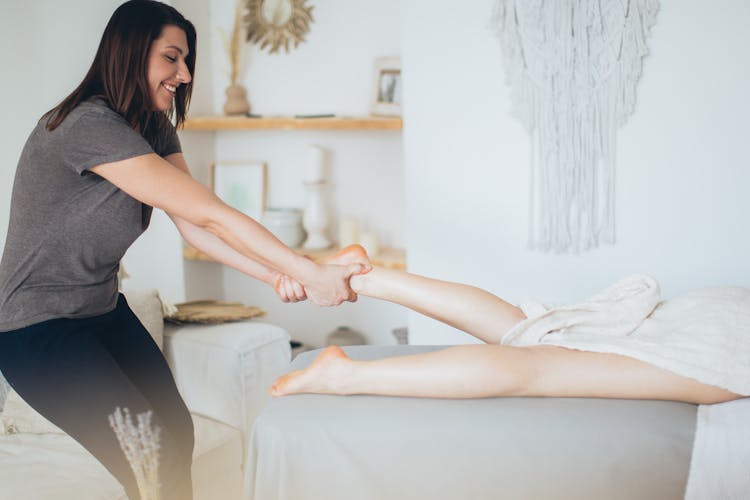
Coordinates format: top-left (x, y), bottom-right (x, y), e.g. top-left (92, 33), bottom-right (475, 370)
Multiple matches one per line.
top-left (350, 268), bottom-right (376, 296)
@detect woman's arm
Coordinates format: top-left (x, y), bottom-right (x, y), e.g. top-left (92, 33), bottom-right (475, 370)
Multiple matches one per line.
top-left (90, 153), bottom-right (364, 306)
top-left (162, 154), bottom-right (305, 302)
top-left (171, 212), bottom-right (307, 302)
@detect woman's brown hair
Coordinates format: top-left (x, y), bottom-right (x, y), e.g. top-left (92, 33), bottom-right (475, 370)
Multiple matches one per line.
top-left (43, 0), bottom-right (196, 147)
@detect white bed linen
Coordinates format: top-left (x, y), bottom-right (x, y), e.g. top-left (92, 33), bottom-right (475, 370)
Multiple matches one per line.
top-left (685, 397), bottom-right (750, 499)
top-left (504, 275), bottom-right (750, 395)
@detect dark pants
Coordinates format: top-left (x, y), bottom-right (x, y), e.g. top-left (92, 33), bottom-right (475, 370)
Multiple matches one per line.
top-left (0, 294), bottom-right (194, 500)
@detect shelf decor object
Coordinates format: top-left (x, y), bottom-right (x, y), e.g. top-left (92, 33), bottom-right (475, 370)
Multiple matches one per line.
top-left (222, 0), bottom-right (251, 115)
top-left (301, 145), bottom-right (331, 250)
top-left (370, 57), bottom-right (402, 117)
top-left (337, 216), bottom-right (359, 248)
top-left (261, 207), bottom-right (305, 248)
top-left (211, 162), bottom-right (267, 221)
top-left (244, 0), bottom-right (314, 54)
top-left (491, 0), bottom-right (658, 253)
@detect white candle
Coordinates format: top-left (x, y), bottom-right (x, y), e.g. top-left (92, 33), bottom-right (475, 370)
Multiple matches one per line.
top-left (305, 145), bottom-right (325, 182)
top-left (359, 231), bottom-right (380, 257)
top-left (338, 217), bottom-right (359, 248)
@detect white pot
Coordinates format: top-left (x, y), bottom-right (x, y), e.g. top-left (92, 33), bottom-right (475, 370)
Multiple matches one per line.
top-left (262, 208), bottom-right (305, 248)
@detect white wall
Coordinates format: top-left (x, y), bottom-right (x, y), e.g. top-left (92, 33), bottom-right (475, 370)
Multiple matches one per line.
top-left (165, 0), bottom-right (408, 347)
top-left (402, 0), bottom-right (750, 344)
top-left (0, 0), bottom-right (126, 251)
top-left (0, 0), bottom-right (191, 301)
top-left (0, 0), bottom-right (407, 347)
top-left (4, 1), bottom-right (748, 348)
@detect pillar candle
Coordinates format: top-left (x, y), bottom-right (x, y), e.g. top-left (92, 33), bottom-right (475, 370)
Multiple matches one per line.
top-left (305, 145), bottom-right (325, 183)
top-left (359, 231), bottom-right (380, 257)
top-left (338, 217), bottom-right (359, 248)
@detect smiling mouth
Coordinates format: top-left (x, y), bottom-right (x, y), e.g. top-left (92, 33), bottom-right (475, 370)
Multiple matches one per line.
top-left (162, 82), bottom-right (177, 96)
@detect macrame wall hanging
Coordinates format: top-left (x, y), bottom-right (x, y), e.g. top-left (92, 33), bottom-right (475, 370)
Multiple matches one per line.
top-left (491, 0), bottom-right (659, 253)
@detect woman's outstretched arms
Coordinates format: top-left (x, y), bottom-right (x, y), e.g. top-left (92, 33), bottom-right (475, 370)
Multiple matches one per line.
top-left (90, 153), bottom-right (366, 305)
top-left (170, 212), bottom-right (307, 302)
top-left (162, 154), bottom-right (305, 302)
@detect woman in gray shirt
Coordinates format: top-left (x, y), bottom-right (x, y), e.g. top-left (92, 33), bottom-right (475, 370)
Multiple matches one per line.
top-left (0, 1), bottom-right (365, 498)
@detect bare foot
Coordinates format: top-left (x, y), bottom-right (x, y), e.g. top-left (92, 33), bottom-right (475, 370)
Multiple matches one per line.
top-left (322, 244), bottom-right (372, 294)
top-left (269, 345), bottom-right (352, 397)
top-left (323, 244), bottom-right (371, 268)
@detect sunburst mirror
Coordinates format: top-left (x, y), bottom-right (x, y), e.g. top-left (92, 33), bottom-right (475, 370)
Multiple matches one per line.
top-left (244, 0), bottom-right (314, 54)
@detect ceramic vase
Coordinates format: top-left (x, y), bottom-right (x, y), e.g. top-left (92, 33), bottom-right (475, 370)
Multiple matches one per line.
top-left (223, 84), bottom-right (250, 116)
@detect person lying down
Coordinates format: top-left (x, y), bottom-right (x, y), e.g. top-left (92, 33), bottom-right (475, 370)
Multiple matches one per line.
top-left (270, 245), bottom-right (748, 405)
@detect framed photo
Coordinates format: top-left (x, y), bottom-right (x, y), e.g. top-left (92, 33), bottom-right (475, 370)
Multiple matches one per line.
top-left (210, 162), bottom-right (267, 221)
top-left (370, 56), bottom-right (402, 117)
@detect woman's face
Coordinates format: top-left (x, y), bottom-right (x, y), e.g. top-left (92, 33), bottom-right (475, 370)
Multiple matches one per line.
top-left (147, 25), bottom-right (191, 112)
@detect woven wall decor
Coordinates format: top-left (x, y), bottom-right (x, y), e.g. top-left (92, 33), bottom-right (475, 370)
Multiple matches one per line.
top-left (491, 0), bottom-right (659, 253)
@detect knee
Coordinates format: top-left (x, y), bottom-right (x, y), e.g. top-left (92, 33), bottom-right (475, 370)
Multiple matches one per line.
top-left (495, 347), bottom-right (541, 397)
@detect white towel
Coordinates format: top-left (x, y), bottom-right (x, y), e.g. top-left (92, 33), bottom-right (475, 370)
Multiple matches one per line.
top-left (685, 398), bottom-right (750, 499)
top-left (504, 274), bottom-right (661, 345)
top-left (502, 275), bottom-right (750, 395)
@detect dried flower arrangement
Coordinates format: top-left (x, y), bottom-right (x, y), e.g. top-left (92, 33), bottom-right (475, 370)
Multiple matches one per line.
top-left (109, 407), bottom-right (162, 500)
top-left (222, 0), bottom-right (247, 86)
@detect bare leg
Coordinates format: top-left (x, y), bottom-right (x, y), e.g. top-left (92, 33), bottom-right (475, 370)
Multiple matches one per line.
top-left (326, 245), bottom-right (526, 344)
top-left (271, 246), bottom-right (743, 404)
top-left (270, 344), bottom-right (742, 404)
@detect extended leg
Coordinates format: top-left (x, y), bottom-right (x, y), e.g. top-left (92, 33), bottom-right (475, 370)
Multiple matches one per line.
top-left (326, 245), bottom-right (526, 344)
top-left (304, 246), bottom-right (742, 404)
top-left (271, 344), bottom-right (741, 405)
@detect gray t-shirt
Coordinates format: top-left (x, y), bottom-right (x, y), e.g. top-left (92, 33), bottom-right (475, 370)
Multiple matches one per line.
top-left (0, 97), bottom-right (181, 331)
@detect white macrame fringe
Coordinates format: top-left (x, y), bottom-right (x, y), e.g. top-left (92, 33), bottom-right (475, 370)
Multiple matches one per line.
top-left (491, 0), bottom-right (658, 253)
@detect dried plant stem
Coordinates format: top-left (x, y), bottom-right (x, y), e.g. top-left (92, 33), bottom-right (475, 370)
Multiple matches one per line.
top-left (222, 0), bottom-right (245, 85)
top-left (109, 407), bottom-right (162, 500)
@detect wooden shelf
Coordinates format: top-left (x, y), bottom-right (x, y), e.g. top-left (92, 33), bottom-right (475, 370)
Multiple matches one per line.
top-left (183, 245), bottom-right (406, 270)
top-left (183, 115), bottom-right (402, 131)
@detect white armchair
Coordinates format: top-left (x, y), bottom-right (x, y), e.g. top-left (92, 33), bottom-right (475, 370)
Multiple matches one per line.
top-left (0, 298), bottom-right (290, 500)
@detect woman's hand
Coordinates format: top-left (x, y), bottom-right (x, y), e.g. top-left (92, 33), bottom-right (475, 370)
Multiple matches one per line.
top-left (274, 274), bottom-right (307, 303)
top-left (303, 262), bottom-right (371, 307)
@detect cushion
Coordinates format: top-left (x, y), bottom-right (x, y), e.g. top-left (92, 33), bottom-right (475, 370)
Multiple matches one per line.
top-left (0, 289), bottom-right (165, 435)
top-left (124, 288), bottom-right (165, 349)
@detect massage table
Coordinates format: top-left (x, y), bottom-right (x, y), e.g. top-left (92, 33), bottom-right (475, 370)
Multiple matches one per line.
top-left (243, 346), bottom-right (702, 500)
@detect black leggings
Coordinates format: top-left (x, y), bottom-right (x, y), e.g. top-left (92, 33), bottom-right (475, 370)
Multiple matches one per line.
top-left (0, 294), bottom-right (194, 500)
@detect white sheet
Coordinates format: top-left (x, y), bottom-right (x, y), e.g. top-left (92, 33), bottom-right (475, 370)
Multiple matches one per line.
top-left (685, 398), bottom-right (750, 499)
top-left (503, 275), bottom-right (750, 395)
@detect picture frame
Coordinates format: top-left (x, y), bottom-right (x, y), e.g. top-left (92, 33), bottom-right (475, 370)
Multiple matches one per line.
top-left (210, 162), bottom-right (267, 221)
top-left (370, 56), bottom-right (402, 117)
